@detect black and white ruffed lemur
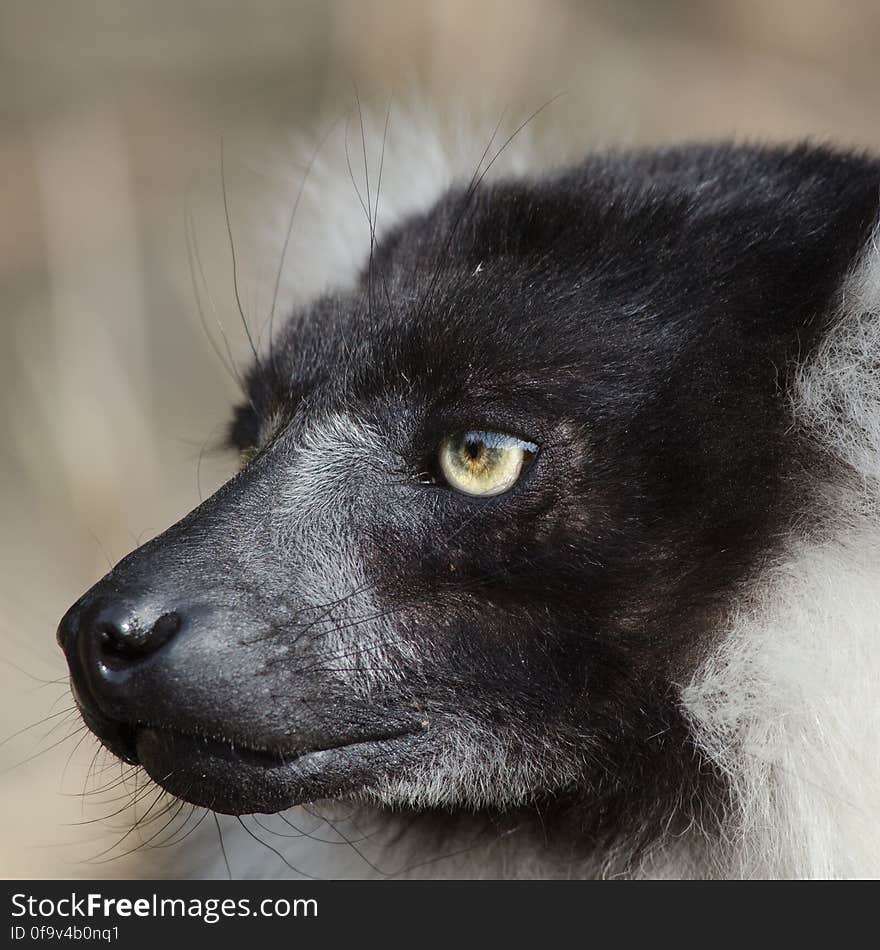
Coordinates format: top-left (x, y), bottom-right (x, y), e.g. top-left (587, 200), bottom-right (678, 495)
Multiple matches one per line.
top-left (58, 122), bottom-right (880, 879)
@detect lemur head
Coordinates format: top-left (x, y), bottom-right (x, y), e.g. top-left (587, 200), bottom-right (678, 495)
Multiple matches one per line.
top-left (58, 142), bottom-right (879, 852)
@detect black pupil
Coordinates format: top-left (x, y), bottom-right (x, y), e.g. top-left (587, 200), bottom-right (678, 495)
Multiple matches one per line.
top-left (464, 438), bottom-right (483, 461)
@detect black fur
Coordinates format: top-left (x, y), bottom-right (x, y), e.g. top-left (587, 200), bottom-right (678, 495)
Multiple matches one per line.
top-left (58, 142), bottom-right (880, 872)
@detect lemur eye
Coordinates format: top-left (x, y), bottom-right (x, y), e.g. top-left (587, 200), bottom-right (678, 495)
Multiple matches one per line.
top-left (438, 431), bottom-right (538, 497)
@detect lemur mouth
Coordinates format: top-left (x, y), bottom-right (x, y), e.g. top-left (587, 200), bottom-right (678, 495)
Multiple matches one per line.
top-left (75, 700), bottom-right (426, 815)
top-left (135, 724), bottom-right (425, 814)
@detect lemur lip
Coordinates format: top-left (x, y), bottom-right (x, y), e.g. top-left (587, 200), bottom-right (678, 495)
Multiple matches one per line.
top-left (133, 720), bottom-right (423, 767)
top-left (134, 722), bottom-right (429, 815)
top-left (70, 675), bottom-right (428, 788)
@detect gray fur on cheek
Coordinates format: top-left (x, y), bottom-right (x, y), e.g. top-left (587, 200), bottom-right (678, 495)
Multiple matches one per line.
top-left (274, 411), bottom-right (419, 694)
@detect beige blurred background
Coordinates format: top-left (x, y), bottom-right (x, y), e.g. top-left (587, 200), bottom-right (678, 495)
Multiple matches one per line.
top-left (2, 0), bottom-right (880, 879)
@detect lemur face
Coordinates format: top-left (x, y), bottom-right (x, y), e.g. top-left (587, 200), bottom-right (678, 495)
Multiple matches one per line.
top-left (58, 144), bottom-right (879, 847)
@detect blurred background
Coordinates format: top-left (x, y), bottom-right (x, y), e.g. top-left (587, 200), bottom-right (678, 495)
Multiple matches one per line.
top-left (2, 0), bottom-right (880, 879)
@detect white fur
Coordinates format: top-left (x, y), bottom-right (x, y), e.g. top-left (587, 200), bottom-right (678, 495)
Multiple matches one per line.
top-left (368, 718), bottom-right (584, 814)
top-left (681, 227), bottom-right (880, 879)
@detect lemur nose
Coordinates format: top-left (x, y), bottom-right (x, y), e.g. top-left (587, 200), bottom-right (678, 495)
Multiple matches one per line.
top-left (95, 605), bottom-right (182, 659)
top-left (58, 599), bottom-right (182, 664)
top-left (56, 596), bottom-right (183, 763)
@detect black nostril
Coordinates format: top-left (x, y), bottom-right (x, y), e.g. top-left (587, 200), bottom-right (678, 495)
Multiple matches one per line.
top-left (97, 608), bottom-right (182, 660)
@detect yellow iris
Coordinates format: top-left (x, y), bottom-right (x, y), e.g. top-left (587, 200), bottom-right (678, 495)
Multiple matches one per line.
top-left (439, 431), bottom-right (537, 497)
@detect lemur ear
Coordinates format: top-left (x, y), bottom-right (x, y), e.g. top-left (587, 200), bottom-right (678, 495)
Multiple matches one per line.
top-left (227, 401), bottom-right (261, 452)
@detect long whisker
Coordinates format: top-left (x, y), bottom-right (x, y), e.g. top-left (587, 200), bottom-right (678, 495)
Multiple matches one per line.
top-left (235, 815), bottom-right (322, 880)
top-left (265, 117), bottom-right (343, 370)
top-left (184, 197), bottom-right (245, 392)
top-left (0, 706), bottom-right (77, 748)
top-left (416, 94), bottom-right (565, 323)
top-left (153, 805), bottom-right (209, 850)
top-left (220, 136), bottom-right (262, 373)
top-left (0, 656), bottom-right (68, 688)
top-left (213, 811), bottom-right (232, 879)
top-left (3, 724), bottom-right (87, 775)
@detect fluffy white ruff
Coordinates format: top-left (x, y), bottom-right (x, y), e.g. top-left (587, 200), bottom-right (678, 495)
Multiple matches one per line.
top-left (682, 228), bottom-right (880, 879)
